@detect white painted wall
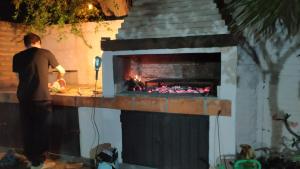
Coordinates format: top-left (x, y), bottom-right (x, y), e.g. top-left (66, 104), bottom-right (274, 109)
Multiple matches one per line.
top-left (257, 45), bottom-right (300, 148)
top-left (277, 53), bottom-right (300, 138)
top-left (102, 47), bottom-right (238, 166)
top-left (235, 47), bottom-right (260, 148)
top-left (78, 107), bottom-right (122, 159)
top-left (209, 47), bottom-right (237, 166)
top-left (236, 32), bottom-right (300, 152)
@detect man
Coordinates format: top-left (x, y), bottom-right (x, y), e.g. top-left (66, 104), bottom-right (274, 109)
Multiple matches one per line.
top-left (12, 33), bottom-right (65, 169)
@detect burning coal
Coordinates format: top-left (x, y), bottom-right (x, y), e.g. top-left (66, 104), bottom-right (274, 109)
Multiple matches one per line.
top-left (125, 76), bottom-right (213, 96)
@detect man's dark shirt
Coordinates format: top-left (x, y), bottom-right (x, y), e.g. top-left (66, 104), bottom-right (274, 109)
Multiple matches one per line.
top-left (13, 47), bottom-right (59, 101)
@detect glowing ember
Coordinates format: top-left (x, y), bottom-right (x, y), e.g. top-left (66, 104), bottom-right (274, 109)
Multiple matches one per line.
top-left (134, 75), bottom-right (142, 82)
top-left (88, 3), bottom-right (93, 10)
top-left (147, 86), bottom-right (211, 95)
top-left (125, 77), bottom-right (214, 96)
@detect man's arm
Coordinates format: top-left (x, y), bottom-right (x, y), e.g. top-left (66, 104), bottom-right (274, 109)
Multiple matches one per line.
top-left (55, 65), bottom-right (65, 79)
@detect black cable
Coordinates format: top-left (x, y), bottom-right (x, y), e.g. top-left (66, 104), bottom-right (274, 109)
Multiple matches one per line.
top-left (92, 80), bottom-right (101, 163)
top-left (90, 81), bottom-right (97, 152)
top-left (90, 105), bottom-right (97, 149)
top-left (216, 113), bottom-right (222, 165)
top-left (216, 111), bottom-right (228, 169)
top-left (93, 106), bottom-right (100, 158)
top-left (90, 90), bottom-right (97, 148)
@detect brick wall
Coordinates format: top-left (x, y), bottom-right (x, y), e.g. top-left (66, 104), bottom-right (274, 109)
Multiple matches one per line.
top-left (0, 21), bottom-right (27, 88)
top-left (42, 21), bottom-right (123, 85)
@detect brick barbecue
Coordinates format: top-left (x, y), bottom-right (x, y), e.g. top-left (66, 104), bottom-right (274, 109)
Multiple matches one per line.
top-left (101, 0), bottom-right (238, 167)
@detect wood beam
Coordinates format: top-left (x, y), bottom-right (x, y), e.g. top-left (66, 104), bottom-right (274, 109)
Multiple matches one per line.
top-left (101, 34), bottom-right (237, 51)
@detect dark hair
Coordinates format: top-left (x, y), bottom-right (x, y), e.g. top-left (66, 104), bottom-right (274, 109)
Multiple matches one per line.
top-left (23, 33), bottom-right (41, 47)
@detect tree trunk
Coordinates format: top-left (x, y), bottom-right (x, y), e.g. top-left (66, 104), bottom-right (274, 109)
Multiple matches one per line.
top-left (269, 72), bottom-right (283, 151)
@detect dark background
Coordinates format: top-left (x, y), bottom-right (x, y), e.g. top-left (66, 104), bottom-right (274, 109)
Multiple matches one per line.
top-left (0, 0), bottom-right (124, 23)
top-left (0, 0), bottom-right (15, 22)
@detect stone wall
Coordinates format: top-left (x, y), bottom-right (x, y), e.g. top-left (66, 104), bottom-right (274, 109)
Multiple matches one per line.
top-left (117, 0), bottom-right (228, 39)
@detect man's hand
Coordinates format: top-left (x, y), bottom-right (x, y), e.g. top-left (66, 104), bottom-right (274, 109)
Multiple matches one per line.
top-left (55, 65), bottom-right (65, 79)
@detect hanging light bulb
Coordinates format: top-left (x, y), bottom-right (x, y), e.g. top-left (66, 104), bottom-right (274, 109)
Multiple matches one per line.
top-left (88, 3), bottom-right (94, 10)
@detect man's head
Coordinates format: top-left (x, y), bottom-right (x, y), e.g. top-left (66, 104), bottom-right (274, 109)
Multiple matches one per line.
top-left (23, 32), bottom-right (41, 48)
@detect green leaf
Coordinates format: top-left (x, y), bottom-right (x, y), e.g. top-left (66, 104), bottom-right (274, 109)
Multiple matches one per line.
top-left (227, 0), bottom-right (300, 38)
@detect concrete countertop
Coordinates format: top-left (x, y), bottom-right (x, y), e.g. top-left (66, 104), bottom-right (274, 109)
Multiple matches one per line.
top-left (0, 86), bottom-right (232, 116)
top-left (0, 85), bottom-right (101, 102)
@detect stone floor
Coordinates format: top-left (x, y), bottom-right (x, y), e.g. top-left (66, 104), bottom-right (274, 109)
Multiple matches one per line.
top-left (35, 160), bottom-right (91, 169)
top-left (0, 150), bottom-right (157, 169)
top-left (0, 151), bottom-right (94, 169)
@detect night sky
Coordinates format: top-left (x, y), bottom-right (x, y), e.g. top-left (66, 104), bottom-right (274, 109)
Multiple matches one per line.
top-left (0, 0), bottom-right (17, 22)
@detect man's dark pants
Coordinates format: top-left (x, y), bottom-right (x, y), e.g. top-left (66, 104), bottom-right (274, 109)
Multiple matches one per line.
top-left (19, 100), bottom-right (52, 166)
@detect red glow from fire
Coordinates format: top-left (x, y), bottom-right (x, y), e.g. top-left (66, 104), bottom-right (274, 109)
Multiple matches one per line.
top-left (146, 86), bottom-right (211, 94)
top-left (126, 75), bottom-right (213, 95)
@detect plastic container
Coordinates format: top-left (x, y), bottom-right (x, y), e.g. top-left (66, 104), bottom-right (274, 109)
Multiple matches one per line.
top-left (233, 160), bottom-right (261, 169)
